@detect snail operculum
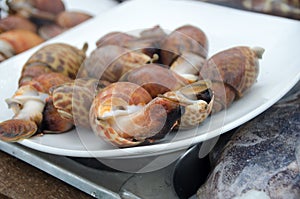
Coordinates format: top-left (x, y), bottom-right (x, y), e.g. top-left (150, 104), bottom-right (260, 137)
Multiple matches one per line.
top-left (162, 80), bottom-right (214, 129)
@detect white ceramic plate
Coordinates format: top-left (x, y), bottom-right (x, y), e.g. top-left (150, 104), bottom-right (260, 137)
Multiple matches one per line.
top-left (0, 0), bottom-right (299, 159)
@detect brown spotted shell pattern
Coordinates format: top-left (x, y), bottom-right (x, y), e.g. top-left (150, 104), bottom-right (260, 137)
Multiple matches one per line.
top-left (51, 78), bottom-right (110, 128)
top-left (89, 82), bottom-right (183, 147)
top-left (51, 25), bottom-right (263, 148)
top-left (163, 80), bottom-right (214, 129)
top-left (19, 42), bottom-right (88, 86)
top-left (0, 43), bottom-right (88, 142)
top-left (200, 46), bottom-right (264, 113)
top-left (79, 44), bottom-right (151, 82)
top-left (0, 23), bottom-right (265, 149)
top-left (160, 24), bottom-right (209, 66)
top-left (119, 63), bottom-right (190, 98)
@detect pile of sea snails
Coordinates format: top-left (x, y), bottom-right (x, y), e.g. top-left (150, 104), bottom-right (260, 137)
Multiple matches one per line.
top-left (0, 0), bottom-right (92, 62)
top-left (0, 24), bottom-right (265, 147)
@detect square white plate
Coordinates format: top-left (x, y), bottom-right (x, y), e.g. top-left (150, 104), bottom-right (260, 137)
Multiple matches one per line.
top-left (0, 0), bottom-right (299, 159)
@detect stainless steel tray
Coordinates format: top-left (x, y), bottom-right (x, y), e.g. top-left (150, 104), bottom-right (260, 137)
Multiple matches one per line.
top-left (0, 141), bottom-right (180, 199)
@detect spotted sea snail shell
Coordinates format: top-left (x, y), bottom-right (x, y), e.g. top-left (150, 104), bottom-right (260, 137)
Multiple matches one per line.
top-left (200, 46), bottom-right (264, 113)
